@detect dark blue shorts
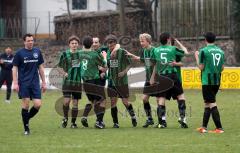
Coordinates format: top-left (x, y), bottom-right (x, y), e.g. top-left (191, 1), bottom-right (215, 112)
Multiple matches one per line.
top-left (18, 85), bottom-right (41, 99)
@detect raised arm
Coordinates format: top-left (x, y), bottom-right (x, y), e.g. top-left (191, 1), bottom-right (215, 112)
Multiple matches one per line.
top-left (175, 38), bottom-right (189, 55)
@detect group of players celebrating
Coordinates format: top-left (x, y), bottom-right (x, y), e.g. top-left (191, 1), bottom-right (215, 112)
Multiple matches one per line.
top-left (10, 31), bottom-right (225, 135)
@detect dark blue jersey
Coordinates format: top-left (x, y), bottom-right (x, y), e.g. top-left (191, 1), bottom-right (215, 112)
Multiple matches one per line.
top-left (13, 47), bottom-right (44, 87)
top-left (0, 53), bottom-right (14, 71)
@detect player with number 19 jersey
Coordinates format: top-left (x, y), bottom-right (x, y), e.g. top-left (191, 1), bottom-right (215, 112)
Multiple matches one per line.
top-left (199, 45), bottom-right (224, 85)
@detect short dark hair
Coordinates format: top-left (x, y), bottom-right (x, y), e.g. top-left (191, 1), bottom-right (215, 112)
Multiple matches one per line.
top-left (23, 33), bottom-right (33, 41)
top-left (159, 32), bottom-right (170, 45)
top-left (68, 35), bottom-right (80, 44)
top-left (82, 35), bottom-right (93, 49)
top-left (204, 32), bottom-right (216, 43)
top-left (105, 34), bottom-right (118, 43)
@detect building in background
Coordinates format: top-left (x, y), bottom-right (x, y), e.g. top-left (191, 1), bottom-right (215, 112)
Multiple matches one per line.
top-left (0, 0), bottom-right (117, 39)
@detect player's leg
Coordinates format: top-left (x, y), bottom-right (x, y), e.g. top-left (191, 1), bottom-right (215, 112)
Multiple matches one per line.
top-left (197, 85), bottom-right (212, 133)
top-left (176, 94), bottom-right (188, 128)
top-left (111, 97), bottom-right (119, 128)
top-left (142, 94), bottom-right (154, 128)
top-left (21, 98), bottom-right (30, 135)
top-left (62, 91), bottom-right (71, 128)
top-left (208, 85), bottom-right (223, 133)
top-left (108, 85), bottom-right (119, 128)
top-left (5, 74), bottom-right (12, 103)
top-left (0, 73), bottom-right (5, 89)
top-left (94, 100), bottom-right (106, 129)
top-left (155, 97), bottom-right (167, 128)
top-left (122, 98), bottom-right (137, 127)
top-left (81, 102), bottom-right (92, 127)
top-left (93, 80), bottom-right (106, 129)
top-left (70, 99), bottom-right (78, 128)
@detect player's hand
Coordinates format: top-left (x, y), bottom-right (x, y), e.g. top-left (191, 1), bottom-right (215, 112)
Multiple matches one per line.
top-left (64, 73), bottom-right (68, 78)
top-left (150, 78), bottom-right (155, 85)
top-left (0, 59), bottom-right (3, 64)
top-left (169, 61), bottom-right (177, 67)
top-left (118, 71), bottom-right (126, 78)
top-left (41, 82), bottom-right (47, 93)
top-left (101, 51), bottom-right (107, 60)
top-left (111, 50), bottom-right (117, 58)
top-left (100, 73), bottom-right (106, 79)
top-left (13, 83), bottom-right (19, 92)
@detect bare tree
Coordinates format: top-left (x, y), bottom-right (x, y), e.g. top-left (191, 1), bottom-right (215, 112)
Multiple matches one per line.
top-left (108, 0), bottom-right (158, 38)
top-left (66, 0), bottom-right (74, 34)
top-left (231, 0), bottom-right (240, 64)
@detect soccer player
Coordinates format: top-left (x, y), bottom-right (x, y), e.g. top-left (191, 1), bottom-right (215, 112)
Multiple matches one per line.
top-left (195, 32), bottom-right (224, 133)
top-left (81, 37), bottom-right (120, 127)
top-left (12, 33), bottom-right (46, 135)
top-left (168, 37), bottom-right (189, 128)
top-left (125, 33), bottom-right (156, 127)
top-left (58, 35), bottom-right (82, 129)
top-left (150, 32), bottom-right (188, 128)
top-left (80, 35), bottom-right (107, 129)
top-left (106, 34), bottom-right (137, 128)
top-left (0, 47), bottom-right (14, 103)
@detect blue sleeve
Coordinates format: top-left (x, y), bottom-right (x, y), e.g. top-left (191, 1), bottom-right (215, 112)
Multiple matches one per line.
top-left (12, 52), bottom-right (21, 66)
top-left (38, 51), bottom-right (44, 65)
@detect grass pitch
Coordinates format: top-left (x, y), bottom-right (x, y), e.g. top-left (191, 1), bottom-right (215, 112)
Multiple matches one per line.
top-left (0, 90), bottom-right (239, 153)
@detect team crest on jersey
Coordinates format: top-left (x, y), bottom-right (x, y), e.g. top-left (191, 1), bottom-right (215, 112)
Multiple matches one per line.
top-left (33, 53), bottom-right (38, 58)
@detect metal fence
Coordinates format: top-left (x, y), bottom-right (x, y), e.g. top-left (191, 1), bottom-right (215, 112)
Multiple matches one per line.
top-left (157, 0), bottom-right (232, 38)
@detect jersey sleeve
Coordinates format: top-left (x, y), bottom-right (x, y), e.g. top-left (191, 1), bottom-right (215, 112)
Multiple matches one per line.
top-left (96, 53), bottom-right (106, 67)
top-left (199, 49), bottom-right (205, 65)
top-left (12, 51), bottom-right (21, 66)
top-left (58, 52), bottom-right (66, 69)
top-left (38, 51), bottom-right (44, 65)
top-left (175, 47), bottom-right (185, 57)
top-left (139, 49), bottom-right (145, 63)
top-left (150, 49), bottom-right (156, 64)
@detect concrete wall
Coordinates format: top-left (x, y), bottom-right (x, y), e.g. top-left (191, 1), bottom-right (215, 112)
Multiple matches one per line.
top-left (25, 0), bottom-right (116, 35)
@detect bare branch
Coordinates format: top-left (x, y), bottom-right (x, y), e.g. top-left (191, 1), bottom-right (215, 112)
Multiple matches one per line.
top-left (107, 0), bottom-right (119, 5)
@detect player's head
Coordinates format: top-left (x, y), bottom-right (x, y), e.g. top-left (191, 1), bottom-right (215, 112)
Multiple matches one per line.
top-left (159, 32), bottom-right (171, 45)
top-left (139, 33), bottom-right (152, 48)
top-left (204, 32), bottom-right (216, 43)
top-left (105, 34), bottom-right (117, 51)
top-left (68, 35), bottom-right (80, 51)
top-left (82, 35), bottom-right (93, 49)
top-left (23, 33), bottom-right (34, 50)
top-left (92, 37), bottom-right (100, 50)
top-left (5, 47), bottom-right (12, 55)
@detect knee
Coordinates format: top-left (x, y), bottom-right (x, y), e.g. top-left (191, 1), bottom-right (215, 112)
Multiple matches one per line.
top-left (34, 101), bottom-right (42, 109)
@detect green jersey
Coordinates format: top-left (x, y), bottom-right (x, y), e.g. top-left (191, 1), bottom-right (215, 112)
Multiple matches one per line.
top-left (175, 54), bottom-right (184, 82)
top-left (140, 47), bottom-right (155, 82)
top-left (152, 45), bottom-right (184, 75)
top-left (199, 44), bottom-right (224, 85)
top-left (80, 50), bottom-right (106, 81)
top-left (58, 49), bottom-right (81, 86)
top-left (107, 48), bottom-right (131, 86)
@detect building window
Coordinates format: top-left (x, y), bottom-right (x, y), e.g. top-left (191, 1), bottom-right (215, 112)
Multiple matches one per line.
top-left (72, 0), bottom-right (87, 10)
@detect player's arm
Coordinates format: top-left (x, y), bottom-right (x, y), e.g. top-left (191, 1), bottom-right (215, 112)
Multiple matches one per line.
top-left (125, 51), bottom-right (140, 61)
top-left (170, 61), bottom-right (183, 67)
top-left (39, 64), bottom-right (47, 92)
top-left (110, 44), bottom-right (120, 58)
top-left (195, 50), bottom-right (204, 70)
top-left (118, 65), bottom-right (131, 78)
top-left (174, 38), bottom-right (189, 55)
top-left (12, 66), bottom-right (19, 92)
top-left (150, 65), bottom-right (156, 85)
top-left (57, 53), bottom-right (68, 78)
